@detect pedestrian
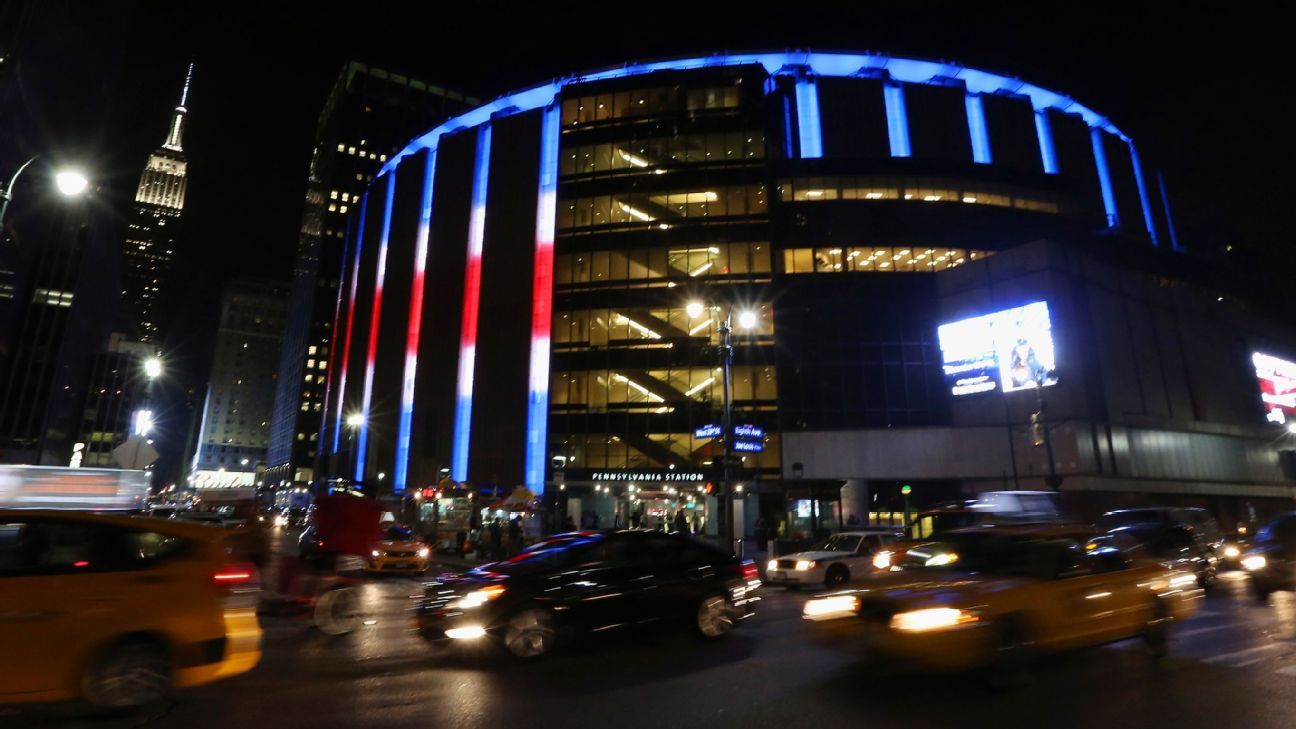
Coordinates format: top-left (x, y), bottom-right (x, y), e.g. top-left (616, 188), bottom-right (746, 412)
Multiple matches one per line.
top-left (673, 509), bottom-right (689, 534)
top-left (614, 512), bottom-right (623, 530)
top-left (508, 516), bottom-right (522, 554)
top-left (488, 518), bottom-right (503, 560)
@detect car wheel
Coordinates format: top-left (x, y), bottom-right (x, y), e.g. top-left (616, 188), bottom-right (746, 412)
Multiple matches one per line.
top-left (1197, 564), bottom-right (1218, 591)
top-left (81, 640), bottom-right (172, 710)
top-left (1144, 600), bottom-right (1172, 660)
top-left (696, 594), bottom-right (736, 640)
top-left (314, 585), bottom-right (362, 635)
top-left (987, 615), bottom-right (1033, 689)
top-left (504, 609), bottom-right (558, 659)
top-left (825, 565), bottom-right (849, 587)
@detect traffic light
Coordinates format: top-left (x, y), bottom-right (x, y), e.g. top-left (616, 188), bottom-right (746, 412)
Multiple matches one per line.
top-left (1030, 412), bottom-right (1045, 446)
top-left (900, 484), bottom-right (911, 496)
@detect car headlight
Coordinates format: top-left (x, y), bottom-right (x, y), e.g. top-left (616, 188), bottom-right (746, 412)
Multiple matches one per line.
top-left (767, 559), bottom-right (779, 571)
top-left (1223, 545), bottom-right (1240, 559)
top-left (889, 607), bottom-right (980, 632)
top-left (417, 547), bottom-right (430, 559)
top-left (1242, 555), bottom-right (1267, 571)
top-left (872, 550), bottom-right (893, 570)
top-left (371, 550), bottom-right (381, 558)
top-left (803, 595), bottom-right (860, 620)
top-left (795, 560), bottom-right (817, 571)
top-left (924, 552), bottom-right (959, 567)
top-left (449, 585), bottom-right (506, 609)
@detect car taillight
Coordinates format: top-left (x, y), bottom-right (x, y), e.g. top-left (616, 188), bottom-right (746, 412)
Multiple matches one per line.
top-left (214, 563), bottom-right (260, 610)
top-left (740, 560), bottom-right (759, 582)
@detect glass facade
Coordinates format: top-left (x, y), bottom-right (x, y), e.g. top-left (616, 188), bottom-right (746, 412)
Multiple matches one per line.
top-left (558, 185), bottom-right (767, 231)
top-left (777, 175), bottom-right (1068, 214)
top-left (780, 247), bottom-right (992, 274)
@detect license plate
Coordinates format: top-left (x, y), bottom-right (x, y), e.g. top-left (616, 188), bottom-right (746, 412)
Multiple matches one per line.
top-left (772, 571), bottom-right (786, 579)
top-left (390, 562), bottom-right (408, 569)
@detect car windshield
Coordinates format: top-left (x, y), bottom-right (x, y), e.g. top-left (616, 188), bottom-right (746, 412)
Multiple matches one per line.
top-left (815, 534), bottom-right (862, 552)
top-left (384, 526), bottom-right (413, 541)
top-left (1099, 511), bottom-right (1159, 529)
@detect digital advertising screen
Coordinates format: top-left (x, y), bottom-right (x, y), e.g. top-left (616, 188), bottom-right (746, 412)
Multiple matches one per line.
top-left (1252, 352), bottom-right (1296, 425)
top-left (937, 301), bottom-right (1058, 397)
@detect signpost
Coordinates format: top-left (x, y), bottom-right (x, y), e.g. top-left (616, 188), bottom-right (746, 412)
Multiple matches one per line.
top-left (112, 435), bottom-right (159, 471)
top-left (694, 424), bottom-right (722, 439)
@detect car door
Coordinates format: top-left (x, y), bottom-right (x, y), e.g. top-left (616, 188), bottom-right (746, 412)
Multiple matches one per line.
top-left (631, 533), bottom-right (717, 622)
top-left (558, 536), bottom-right (650, 632)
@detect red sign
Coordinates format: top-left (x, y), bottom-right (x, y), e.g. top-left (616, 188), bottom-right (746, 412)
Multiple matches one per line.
top-left (1253, 352), bottom-right (1296, 424)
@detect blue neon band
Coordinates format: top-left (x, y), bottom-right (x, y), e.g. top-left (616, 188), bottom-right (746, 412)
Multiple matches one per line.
top-left (965, 93), bottom-right (992, 164)
top-left (1034, 110), bottom-right (1059, 175)
top-left (794, 76), bottom-right (823, 158)
top-left (1090, 127), bottom-right (1119, 228)
top-left (1128, 143), bottom-right (1158, 246)
top-left (884, 83), bottom-right (911, 158)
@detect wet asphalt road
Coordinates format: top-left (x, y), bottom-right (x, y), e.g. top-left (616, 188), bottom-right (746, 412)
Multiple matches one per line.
top-left (11, 557), bottom-right (1296, 729)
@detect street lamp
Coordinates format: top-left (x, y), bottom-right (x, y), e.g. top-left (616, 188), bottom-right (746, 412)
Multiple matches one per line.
top-left (0, 156), bottom-right (90, 234)
top-left (143, 356), bottom-right (163, 380)
top-left (686, 300), bottom-right (760, 555)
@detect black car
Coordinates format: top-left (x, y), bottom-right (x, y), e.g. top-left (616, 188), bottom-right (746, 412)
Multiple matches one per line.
top-left (1243, 512), bottom-right (1296, 601)
top-left (1103, 522), bottom-right (1219, 589)
top-left (417, 530), bottom-right (760, 659)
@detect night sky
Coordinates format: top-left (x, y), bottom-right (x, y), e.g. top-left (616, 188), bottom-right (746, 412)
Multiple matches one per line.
top-left (19, 3), bottom-right (1285, 481)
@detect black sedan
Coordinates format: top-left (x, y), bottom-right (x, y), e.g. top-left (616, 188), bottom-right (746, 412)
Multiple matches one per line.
top-left (1103, 522), bottom-right (1219, 589)
top-left (1243, 511), bottom-right (1296, 601)
top-left (416, 530), bottom-right (761, 659)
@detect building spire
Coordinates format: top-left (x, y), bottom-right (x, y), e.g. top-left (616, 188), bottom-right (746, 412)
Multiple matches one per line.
top-left (162, 62), bottom-right (193, 152)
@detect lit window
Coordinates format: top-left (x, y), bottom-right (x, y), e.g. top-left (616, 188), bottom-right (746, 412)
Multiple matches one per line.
top-left (336, 143), bottom-right (345, 152)
top-left (339, 205), bottom-right (348, 214)
top-left (330, 190), bottom-right (338, 199)
top-left (328, 203), bottom-right (337, 212)
top-left (348, 146), bottom-right (356, 154)
top-left (308, 346), bottom-right (317, 355)
top-left (379, 154), bottom-right (387, 162)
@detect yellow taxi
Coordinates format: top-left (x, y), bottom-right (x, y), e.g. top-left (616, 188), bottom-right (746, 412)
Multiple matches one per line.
top-left (0, 510), bottom-right (262, 708)
top-left (366, 524), bottom-right (431, 574)
top-left (802, 525), bottom-right (1202, 674)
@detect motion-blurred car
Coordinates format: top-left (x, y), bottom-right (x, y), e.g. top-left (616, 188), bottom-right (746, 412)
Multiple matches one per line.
top-left (1242, 512), bottom-right (1296, 601)
top-left (0, 510), bottom-right (262, 708)
top-left (1101, 522), bottom-right (1219, 589)
top-left (417, 530), bottom-right (760, 659)
top-left (367, 525), bottom-right (430, 574)
top-left (766, 528), bottom-right (903, 588)
top-left (1098, 507), bottom-right (1223, 551)
top-left (802, 526), bottom-right (1201, 677)
top-left (174, 510), bottom-right (270, 567)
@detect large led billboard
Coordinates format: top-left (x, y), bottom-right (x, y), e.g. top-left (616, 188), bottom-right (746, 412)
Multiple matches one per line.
top-left (1252, 352), bottom-right (1296, 424)
top-left (938, 301), bottom-right (1058, 397)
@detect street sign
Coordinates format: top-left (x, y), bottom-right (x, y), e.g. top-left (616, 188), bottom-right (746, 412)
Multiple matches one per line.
top-left (694, 424), bottom-right (722, 439)
top-left (112, 436), bottom-right (159, 470)
top-left (733, 439), bottom-right (764, 453)
top-left (734, 424), bottom-right (764, 438)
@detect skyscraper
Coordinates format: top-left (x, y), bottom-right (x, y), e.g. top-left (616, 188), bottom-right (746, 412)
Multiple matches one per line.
top-left (191, 279), bottom-right (288, 487)
top-left (263, 62), bottom-right (474, 489)
top-left (121, 63), bottom-right (191, 344)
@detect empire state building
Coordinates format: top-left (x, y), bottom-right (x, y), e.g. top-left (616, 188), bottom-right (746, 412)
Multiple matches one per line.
top-left (122, 63), bottom-right (192, 343)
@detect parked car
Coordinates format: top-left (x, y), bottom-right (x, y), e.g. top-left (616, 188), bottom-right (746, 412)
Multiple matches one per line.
top-left (0, 510), bottom-right (262, 708)
top-left (766, 528), bottom-right (903, 588)
top-left (802, 525), bottom-right (1202, 678)
top-left (417, 530), bottom-right (760, 659)
top-left (1242, 511), bottom-right (1296, 601)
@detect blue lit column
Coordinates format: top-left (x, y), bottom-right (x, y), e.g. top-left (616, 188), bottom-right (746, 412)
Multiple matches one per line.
top-left (451, 124), bottom-right (492, 483)
top-left (794, 75), bottom-right (823, 159)
top-left (356, 172), bottom-right (398, 483)
top-left (524, 106), bottom-right (561, 493)
top-left (883, 83), bottom-right (911, 158)
top-left (965, 93), bottom-right (992, 164)
top-left (394, 148), bottom-right (438, 492)
top-left (1089, 127), bottom-right (1119, 228)
top-left (1034, 110), bottom-right (1059, 175)
top-left (1158, 172), bottom-right (1182, 252)
top-left (1128, 142), bottom-right (1159, 246)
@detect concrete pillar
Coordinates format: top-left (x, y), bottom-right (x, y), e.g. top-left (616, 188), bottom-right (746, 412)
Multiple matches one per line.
top-left (841, 479), bottom-right (868, 526)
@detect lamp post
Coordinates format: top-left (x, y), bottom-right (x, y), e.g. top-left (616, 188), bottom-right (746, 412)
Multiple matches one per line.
top-left (1030, 370), bottom-right (1060, 489)
top-left (0, 156), bottom-right (89, 236)
top-left (687, 300), bottom-right (759, 555)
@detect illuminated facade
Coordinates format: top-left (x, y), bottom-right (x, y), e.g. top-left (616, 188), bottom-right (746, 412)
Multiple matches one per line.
top-left (264, 62), bottom-right (475, 490)
top-left (192, 279), bottom-right (288, 479)
top-left (121, 64), bottom-right (191, 344)
top-left (319, 51), bottom-right (1296, 527)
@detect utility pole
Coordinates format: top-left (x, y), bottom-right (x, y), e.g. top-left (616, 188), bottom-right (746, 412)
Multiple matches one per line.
top-left (719, 311), bottom-right (735, 555)
top-left (1031, 370), bottom-right (1060, 489)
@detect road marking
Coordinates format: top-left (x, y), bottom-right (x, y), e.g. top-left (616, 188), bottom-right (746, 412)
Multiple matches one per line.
top-left (1202, 641), bottom-right (1293, 667)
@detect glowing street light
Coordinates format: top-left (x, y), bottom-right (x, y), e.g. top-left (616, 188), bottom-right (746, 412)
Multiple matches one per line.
top-left (143, 356), bottom-right (163, 379)
top-left (346, 412), bottom-right (366, 428)
top-left (1, 157), bottom-right (91, 234)
top-left (54, 170), bottom-right (89, 197)
top-left (737, 310), bottom-right (759, 330)
top-left (685, 301), bottom-right (705, 318)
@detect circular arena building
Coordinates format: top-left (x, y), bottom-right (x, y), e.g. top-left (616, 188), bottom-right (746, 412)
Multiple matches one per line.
top-left (318, 51), bottom-right (1296, 537)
